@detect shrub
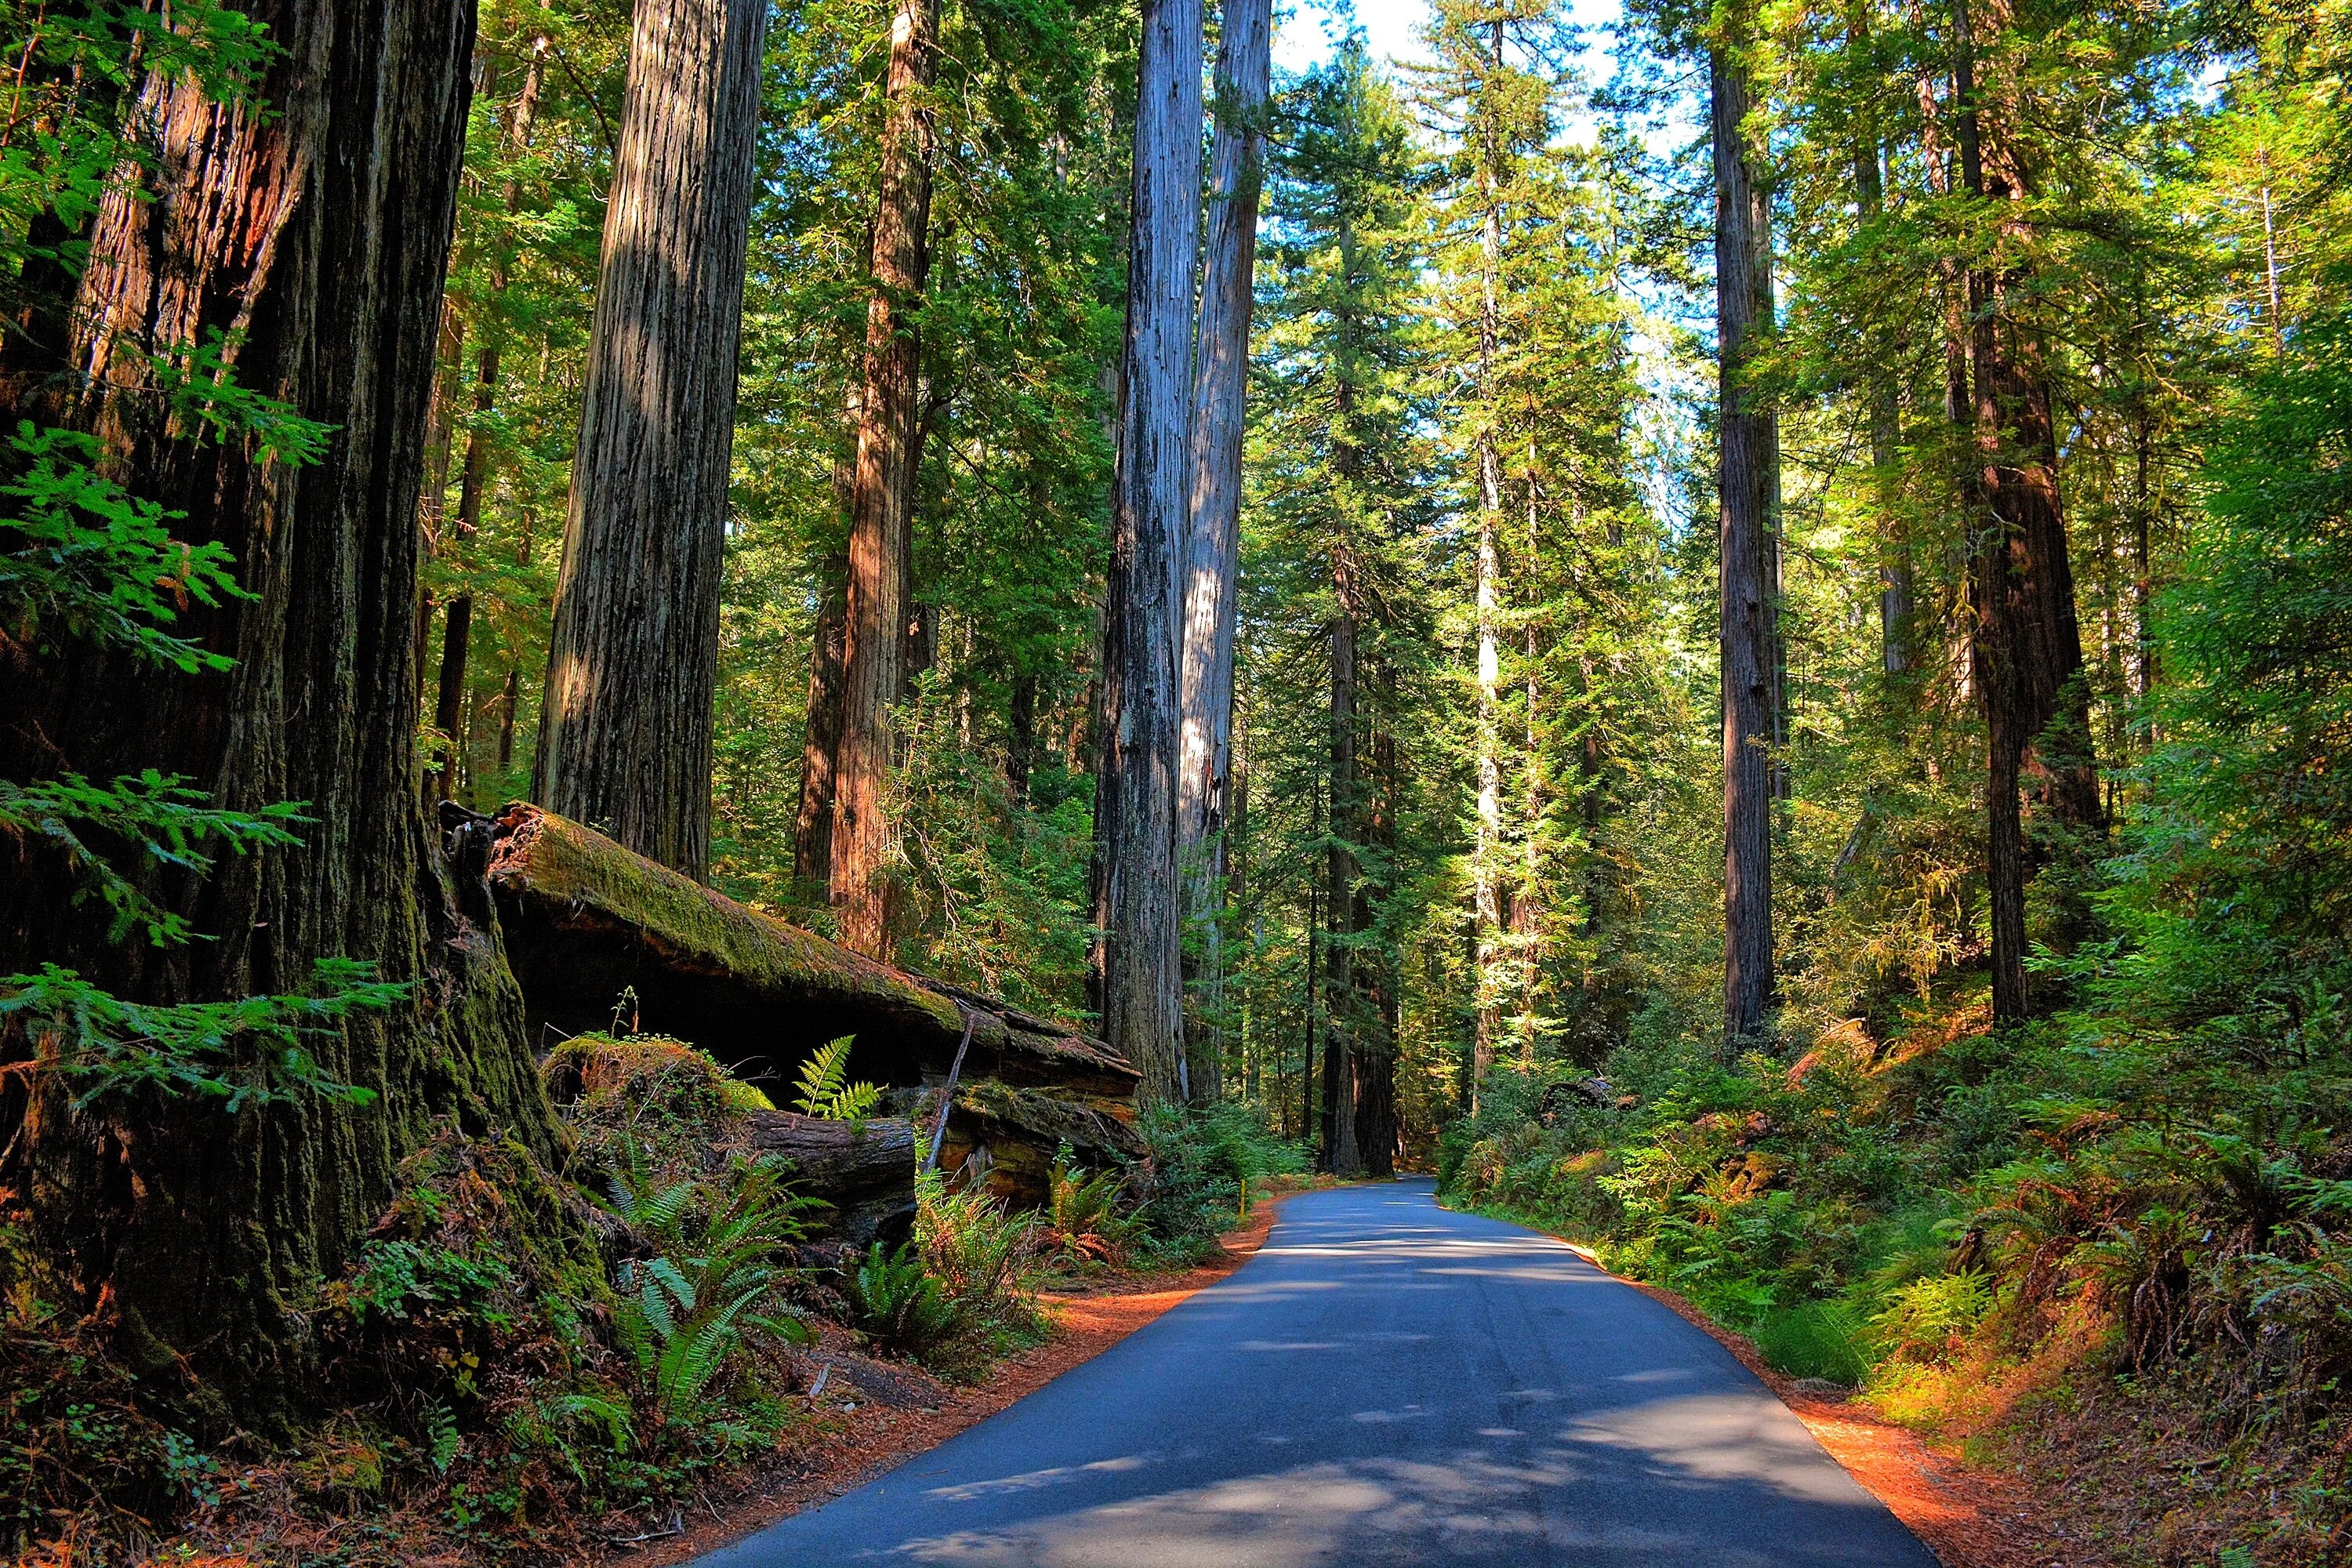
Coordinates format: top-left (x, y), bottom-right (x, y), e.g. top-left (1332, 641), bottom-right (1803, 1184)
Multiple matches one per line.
top-left (1131, 1102), bottom-right (1309, 1263)
top-left (915, 1171), bottom-right (1044, 1368)
top-left (1754, 1301), bottom-right (1873, 1385)
top-left (841, 1242), bottom-right (960, 1363)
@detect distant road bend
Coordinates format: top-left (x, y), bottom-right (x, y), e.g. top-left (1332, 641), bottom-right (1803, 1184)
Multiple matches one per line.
top-left (704, 1180), bottom-right (1937, 1567)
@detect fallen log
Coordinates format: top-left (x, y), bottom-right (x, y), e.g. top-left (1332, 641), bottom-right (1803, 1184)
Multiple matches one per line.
top-left (477, 804), bottom-right (1138, 1102)
top-left (742, 1110), bottom-right (916, 1250)
top-left (464, 804), bottom-right (1145, 1211)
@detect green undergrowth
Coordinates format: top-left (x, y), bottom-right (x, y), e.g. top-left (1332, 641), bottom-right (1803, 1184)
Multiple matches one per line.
top-left (5, 1030), bottom-right (1041, 1564)
top-left (1123, 1102), bottom-right (1312, 1268)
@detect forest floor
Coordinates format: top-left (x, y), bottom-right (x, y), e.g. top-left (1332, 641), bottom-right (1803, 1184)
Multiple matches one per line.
top-left (611, 1186), bottom-right (1304, 1567)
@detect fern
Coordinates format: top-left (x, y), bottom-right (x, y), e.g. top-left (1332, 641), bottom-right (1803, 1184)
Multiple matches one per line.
top-left (425, 1399), bottom-right (462, 1475)
top-left (607, 1152), bottom-right (820, 1423)
top-left (791, 1035), bottom-right (884, 1124)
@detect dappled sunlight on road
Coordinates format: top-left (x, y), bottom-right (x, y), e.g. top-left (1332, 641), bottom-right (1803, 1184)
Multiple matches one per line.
top-left (700, 1181), bottom-right (1937, 1567)
top-left (884, 1443), bottom-right (1901, 1566)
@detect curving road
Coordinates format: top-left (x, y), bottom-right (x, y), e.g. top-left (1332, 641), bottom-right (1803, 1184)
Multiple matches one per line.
top-left (702, 1180), bottom-right (1938, 1567)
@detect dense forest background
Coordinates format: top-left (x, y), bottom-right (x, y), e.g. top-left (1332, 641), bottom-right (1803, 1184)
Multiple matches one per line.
top-left (5, 0), bottom-right (2352, 1558)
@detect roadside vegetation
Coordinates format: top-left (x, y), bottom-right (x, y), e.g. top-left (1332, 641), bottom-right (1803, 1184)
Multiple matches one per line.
top-left (6, 1027), bottom-right (1306, 1563)
top-left (1440, 313), bottom-right (2352, 1560)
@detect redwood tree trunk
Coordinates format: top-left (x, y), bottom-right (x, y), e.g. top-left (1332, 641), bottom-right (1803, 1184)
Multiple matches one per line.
top-left (1712, 30), bottom-right (1777, 1046)
top-left (1468, 20), bottom-right (1507, 1107)
top-left (831, 0), bottom-right (941, 956)
top-left (535, 0), bottom-right (769, 880)
top-left (1093, 0), bottom-right (1202, 1104)
top-left (432, 591), bottom-right (474, 800)
top-left (1352, 671), bottom-right (1398, 1176)
top-left (1954, 0), bottom-right (2103, 1023)
top-left (1175, 0), bottom-right (1272, 1103)
top-left (795, 554), bottom-right (850, 891)
top-left (0, 0), bottom-right (554, 1417)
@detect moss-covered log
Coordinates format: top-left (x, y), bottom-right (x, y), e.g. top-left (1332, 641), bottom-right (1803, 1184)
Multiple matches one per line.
top-left (480, 805), bottom-right (1140, 1104)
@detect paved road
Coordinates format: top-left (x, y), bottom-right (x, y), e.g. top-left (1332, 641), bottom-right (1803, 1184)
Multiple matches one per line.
top-left (703, 1180), bottom-right (1938, 1567)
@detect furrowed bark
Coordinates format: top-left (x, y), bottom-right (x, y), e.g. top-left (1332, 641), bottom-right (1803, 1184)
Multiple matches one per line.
top-left (1952, 0), bottom-right (2103, 1023)
top-left (1712, 24), bottom-right (1777, 1046)
top-left (536, 0), bottom-right (769, 880)
top-left (831, 0), bottom-right (942, 956)
top-left (1094, 0), bottom-right (1202, 1105)
top-left (0, 0), bottom-right (555, 1421)
top-left (1176, 0), bottom-right (1272, 1104)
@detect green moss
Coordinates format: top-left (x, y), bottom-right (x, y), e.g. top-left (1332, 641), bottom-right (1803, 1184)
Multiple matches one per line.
top-left (543, 1032), bottom-right (755, 1178)
top-left (496, 810), bottom-right (962, 1036)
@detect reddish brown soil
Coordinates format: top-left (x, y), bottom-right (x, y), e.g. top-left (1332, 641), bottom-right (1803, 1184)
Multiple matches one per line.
top-left (612, 1200), bottom-right (1286, 1566)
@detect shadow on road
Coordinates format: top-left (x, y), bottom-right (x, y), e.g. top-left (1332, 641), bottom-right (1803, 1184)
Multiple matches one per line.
top-left (700, 1180), bottom-right (1936, 1567)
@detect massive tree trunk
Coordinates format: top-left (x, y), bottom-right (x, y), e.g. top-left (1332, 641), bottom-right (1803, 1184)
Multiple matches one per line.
top-left (0, 0), bottom-right (556, 1419)
top-left (1712, 26), bottom-right (1777, 1045)
top-left (535, 0), bottom-right (769, 880)
top-left (1175, 0), bottom-right (1272, 1104)
top-left (831, 0), bottom-right (941, 956)
top-left (1952, 0), bottom-right (2103, 1023)
top-left (1093, 0), bottom-right (1202, 1105)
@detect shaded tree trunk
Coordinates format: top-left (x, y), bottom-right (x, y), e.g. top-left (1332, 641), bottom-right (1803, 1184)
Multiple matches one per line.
top-left (432, 592), bottom-right (474, 801)
top-left (832, 0), bottom-right (942, 956)
top-left (1951, 0), bottom-right (2103, 1023)
top-left (499, 666), bottom-right (521, 773)
top-left (1322, 569), bottom-right (1361, 1177)
top-left (1713, 27), bottom-right (1777, 1045)
top-left (1352, 668), bottom-right (1398, 1176)
top-left (0, 0), bottom-right (554, 1418)
top-left (1176, 0), bottom-right (1272, 1105)
top-left (1006, 672), bottom-right (1038, 801)
top-left (796, 554), bottom-right (851, 891)
top-left (1093, 0), bottom-right (1202, 1103)
top-left (535, 0), bottom-right (769, 880)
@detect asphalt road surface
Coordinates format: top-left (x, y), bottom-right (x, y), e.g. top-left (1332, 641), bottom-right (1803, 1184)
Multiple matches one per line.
top-left (702, 1179), bottom-right (1939, 1567)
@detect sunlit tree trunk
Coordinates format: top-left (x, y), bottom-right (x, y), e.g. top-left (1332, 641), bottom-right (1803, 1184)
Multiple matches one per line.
top-left (1469, 22), bottom-right (1506, 1108)
top-left (829, 0), bottom-right (940, 953)
top-left (1094, 0), bottom-right (1202, 1102)
top-left (1176, 0), bottom-right (1272, 1103)
top-left (535, 0), bottom-right (768, 879)
top-left (1849, 38), bottom-right (1911, 678)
